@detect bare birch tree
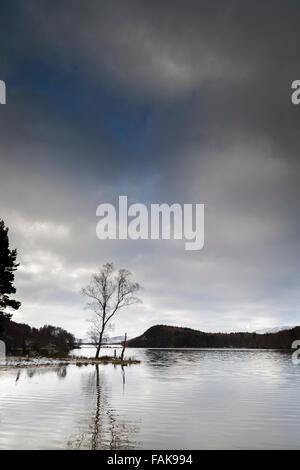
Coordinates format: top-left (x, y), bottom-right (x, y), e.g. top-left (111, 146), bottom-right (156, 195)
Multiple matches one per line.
top-left (81, 263), bottom-right (141, 358)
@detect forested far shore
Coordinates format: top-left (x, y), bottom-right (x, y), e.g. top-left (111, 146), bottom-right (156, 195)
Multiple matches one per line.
top-left (127, 324), bottom-right (300, 349)
top-left (0, 317), bottom-right (75, 355)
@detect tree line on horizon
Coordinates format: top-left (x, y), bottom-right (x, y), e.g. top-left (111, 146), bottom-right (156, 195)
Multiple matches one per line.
top-left (2, 320), bottom-right (75, 354)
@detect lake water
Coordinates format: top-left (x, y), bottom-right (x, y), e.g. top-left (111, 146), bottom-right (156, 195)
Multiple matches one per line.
top-left (0, 348), bottom-right (299, 449)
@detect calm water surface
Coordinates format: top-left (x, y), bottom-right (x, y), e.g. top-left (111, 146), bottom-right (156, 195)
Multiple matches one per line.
top-left (0, 348), bottom-right (299, 449)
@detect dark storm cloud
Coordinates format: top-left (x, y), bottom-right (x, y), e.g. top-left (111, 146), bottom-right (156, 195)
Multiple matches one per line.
top-left (0, 0), bottom-right (300, 336)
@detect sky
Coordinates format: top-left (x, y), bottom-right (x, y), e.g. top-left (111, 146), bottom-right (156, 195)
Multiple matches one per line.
top-left (1, 0), bottom-right (300, 338)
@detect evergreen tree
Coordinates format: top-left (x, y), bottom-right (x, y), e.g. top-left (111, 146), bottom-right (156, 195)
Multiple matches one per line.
top-left (0, 219), bottom-right (21, 328)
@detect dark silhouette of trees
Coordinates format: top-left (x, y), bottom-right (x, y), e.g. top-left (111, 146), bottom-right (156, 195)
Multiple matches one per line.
top-left (127, 324), bottom-right (300, 349)
top-left (1, 319), bottom-right (75, 353)
top-left (81, 263), bottom-right (141, 358)
top-left (30, 325), bottom-right (75, 353)
top-left (0, 219), bottom-right (21, 336)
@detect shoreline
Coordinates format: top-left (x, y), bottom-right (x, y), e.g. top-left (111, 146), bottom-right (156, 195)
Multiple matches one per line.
top-left (0, 355), bottom-right (140, 369)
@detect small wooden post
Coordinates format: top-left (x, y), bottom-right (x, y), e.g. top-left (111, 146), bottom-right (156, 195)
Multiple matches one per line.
top-left (120, 332), bottom-right (127, 361)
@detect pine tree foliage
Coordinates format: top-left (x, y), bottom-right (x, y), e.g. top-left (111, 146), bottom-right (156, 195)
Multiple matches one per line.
top-left (0, 219), bottom-right (21, 323)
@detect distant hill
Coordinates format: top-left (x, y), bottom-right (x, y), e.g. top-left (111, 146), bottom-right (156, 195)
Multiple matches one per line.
top-left (254, 326), bottom-right (296, 334)
top-left (76, 335), bottom-right (127, 345)
top-left (127, 324), bottom-right (300, 349)
top-left (102, 336), bottom-right (125, 344)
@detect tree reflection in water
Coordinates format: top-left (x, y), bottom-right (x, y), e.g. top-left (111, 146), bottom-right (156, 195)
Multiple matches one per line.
top-left (25, 366), bottom-right (69, 379)
top-left (56, 366), bottom-right (67, 379)
top-left (68, 364), bottom-right (139, 450)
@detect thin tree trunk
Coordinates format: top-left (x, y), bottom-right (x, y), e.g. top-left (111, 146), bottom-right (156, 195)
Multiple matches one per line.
top-left (95, 328), bottom-right (104, 359)
top-left (120, 332), bottom-right (127, 361)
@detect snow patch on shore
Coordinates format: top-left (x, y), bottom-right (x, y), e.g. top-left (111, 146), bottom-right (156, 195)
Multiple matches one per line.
top-left (0, 357), bottom-right (72, 367)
